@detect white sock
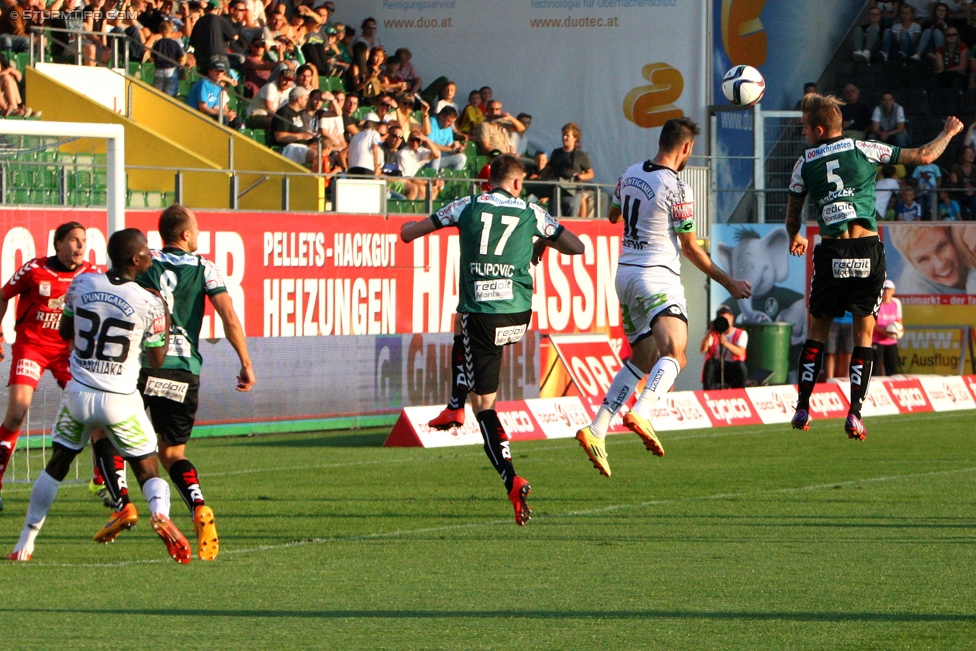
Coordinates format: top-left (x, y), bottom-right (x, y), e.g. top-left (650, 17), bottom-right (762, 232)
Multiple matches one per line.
top-left (141, 477), bottom-right (171, 518)
top-left (632, 356), bottom-right (681, 419)
top-left (14, 470), bottom-right (61, 555)
top-left (590, 361), bottom-right (645, 438)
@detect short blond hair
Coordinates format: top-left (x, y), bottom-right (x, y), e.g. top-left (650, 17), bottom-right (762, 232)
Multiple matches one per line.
top-left (801, 93), bottom-right (844, 134)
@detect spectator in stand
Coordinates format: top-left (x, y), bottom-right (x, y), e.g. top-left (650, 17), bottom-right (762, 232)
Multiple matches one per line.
top-left (938, 187), bottom-right (962, 219)
top-left (396, 130), bottom-right (440, 200)
top-left (245, 64), bottom-right (293, 128)
top-left (949, 144), bottom-right (976, 217)
top-left (351, 16), bottom-right (380, 50)
top-left (824, 312), bottom-right (854, 380)
top-left (916, 1), bottom-right (950, 60)
top-left (225, 0), bottom-right (255, 57)
top-left (392, 92), bottom-right (424, 134)
top-left (853, 6), bottom-right (886, 61)
top-left (479, 86), bottom-right (493, 105)
top-left (424, 105), bottom-right (468, 172)
top-left (242, 37), bottom-right (276, 96)
top-left (372, 93), bottom-right (399, 125)
top-left (882, 4), bottom-right (921, 61)
top-left (152, 20), bottom-right (186, 96)
top-left (346, 112), bottom-right (383, 176)
top-left (302, 88), bottom-right (323, 133)
top-left (912, 159), bottom-right (942, 216)
top-left (457, 89), bottom-right (485, 135)
top-left (191, 0), bottom-right (241, 71)
top-left (474, 100), bottom-right (526, 156)
top-left (342, 93), bottom-right (360, 142)
top-left (187, 56), bottom-right (242, 128)
top-left (0, 53), bottom-right (28, 117)
top-left (477, 149), bottom-right (502, 191)
top-left (435, 81), bottom-right (458, 114)
top-left (345, 41), bottom-right (369, 98)
top-left (48, 0), bottom-right (85, 64)
top-left (282, 137), bottom-right (331, 172)
top-left (930, 24), bottom-right (969, 88)
top-left (872, 280), bottom-right (903, 376)
top-left (268, 86), bottom-right (315, 148)
top-left (380, 123), bottom-right (404, 172)
top-left (876, 164), bottom-right (902, 220)
top-left (895, 186), bottom-right (925, 220)
top-left (393, 47), bottom-right (421, 93)
top-left (840, 84), bottom-right (873, 139)
top-left (0, 0), bottom-right (36, 54)
top-left (295, 63), bottom-right (318, 93)
top-left (794, 82), bottom-right (818, 110)
top-left (536, 122), bottom-right (595, 217)
top-left (510, 113), bottom-right (542, 160)
top-left (874, 0), bottom-right (900, 29)
top-left (867, 91), bottom-right (909, 147)
top-left (315, 90), bottom-right (344, 147)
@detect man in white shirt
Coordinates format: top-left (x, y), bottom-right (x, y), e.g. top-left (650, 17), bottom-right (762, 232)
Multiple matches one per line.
top-left (346, 113), bottom-right (384, 176)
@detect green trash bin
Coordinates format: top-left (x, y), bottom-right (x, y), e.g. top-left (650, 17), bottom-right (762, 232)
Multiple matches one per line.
top-left (742, 322), bottom-right (793, 386)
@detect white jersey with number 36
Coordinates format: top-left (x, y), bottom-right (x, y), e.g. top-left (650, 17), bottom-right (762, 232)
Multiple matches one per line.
top-left (63, 273), bottom-right (168, 394)
top-left (612, 161), bottom-right (696, 275)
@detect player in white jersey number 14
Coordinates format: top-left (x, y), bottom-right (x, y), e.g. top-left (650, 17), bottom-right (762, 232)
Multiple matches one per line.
top-left (575, 118), bottom-right (752, 478)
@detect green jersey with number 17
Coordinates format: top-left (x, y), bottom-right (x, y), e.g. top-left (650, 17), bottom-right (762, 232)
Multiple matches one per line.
top-left (789, 137), bottom-right (901, 238)
top-left (430, 189), bottom-right (564, 314)
top-left (137, 247), bottom-right (228, 374)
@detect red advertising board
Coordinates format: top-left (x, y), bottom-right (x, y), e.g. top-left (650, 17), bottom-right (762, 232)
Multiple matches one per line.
top-left (699, 389), bottom-right (764, 427)
top-left (0, 209), bottom-right (626, 341)
top-left (884, 378), bottom-right (934, 414)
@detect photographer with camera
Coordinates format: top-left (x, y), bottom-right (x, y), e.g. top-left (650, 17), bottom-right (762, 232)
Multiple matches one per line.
top-left (699, 306), bottom-right (749, 390)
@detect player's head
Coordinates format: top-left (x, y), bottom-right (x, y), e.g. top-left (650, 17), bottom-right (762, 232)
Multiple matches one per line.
top-left (658, 117), bottom-right (700, 171)
top-left (489, 154), bottom-right (525, 194)
top-left (53, 221), bottom-right (87, 270)
top-left (107, 228), bottom-right (152, 277)
top-left (800, 93), bottom-right (843, 144)
top-left (158, 204), bottom-right (200, 252)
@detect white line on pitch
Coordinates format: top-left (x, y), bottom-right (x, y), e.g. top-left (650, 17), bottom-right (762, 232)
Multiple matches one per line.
top-left (15, 464), bottom-right (976, 569)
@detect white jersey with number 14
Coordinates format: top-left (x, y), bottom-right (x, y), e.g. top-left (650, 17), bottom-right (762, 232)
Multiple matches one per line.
top-left (612, 161), bottom-right (696, 276)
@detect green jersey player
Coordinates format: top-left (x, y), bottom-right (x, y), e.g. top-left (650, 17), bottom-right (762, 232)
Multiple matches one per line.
top-left (94, 206), bottom-right (255, 562)
top-left (401, 154), bottom-right (584, 525)
top-left (786, 93), bottom-right (961, 440)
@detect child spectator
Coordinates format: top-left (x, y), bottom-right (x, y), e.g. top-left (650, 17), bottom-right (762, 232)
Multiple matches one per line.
top-left (911, 160), bottom-right (942, 217)
top-left (938, 188), bottom-right (962, 219)
top-left (895, 186), bottom-right (925, 221)
top-left (457, 89), bottom-right (485, 135)
top-left (393, 47), bottom-right (421, 93)
top-left (151, 20), bottom-right (186, 97)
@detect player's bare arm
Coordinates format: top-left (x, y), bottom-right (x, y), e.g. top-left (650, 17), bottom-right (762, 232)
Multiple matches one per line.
top-left (898, 116), bottom-right (964, 165)
top-left (544, 228), bottom-right (585, 256)
top-left (210, 292), bottom-right (256, 392)
top-left (607, 205), bottom-right (622, 224)
top-left (677, 231), bottom-right (752, 299)
top-left (785, 193), bottom-right (808, 257)
top-left (400, 217), bottom-right (438, 243)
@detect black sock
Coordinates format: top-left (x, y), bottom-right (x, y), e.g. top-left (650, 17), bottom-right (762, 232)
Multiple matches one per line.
top-left (168, 458), bottom-right (205, 513)
top-left (796, 339), bottom-right (825, 410)
top-left (93, 438), bottom-right (129, 510)
top-left (848, 346), bottom-right (874, 418)
top-left (476, 410), bottom-right (516, 493)
top-left (446, 335), bottom-right (469, 411)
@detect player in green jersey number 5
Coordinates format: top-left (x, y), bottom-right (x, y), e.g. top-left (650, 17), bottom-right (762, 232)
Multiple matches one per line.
top-left (401, 154), bottom-right (584, 525)
top-left (786, 93), bottom-right (962, 440)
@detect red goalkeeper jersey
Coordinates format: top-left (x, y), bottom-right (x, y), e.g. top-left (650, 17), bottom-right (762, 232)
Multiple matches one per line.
top-left (2, 256), bottom-right (98, 349)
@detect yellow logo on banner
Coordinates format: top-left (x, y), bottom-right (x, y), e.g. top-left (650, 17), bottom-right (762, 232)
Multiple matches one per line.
top-left (622, 63), bottom-right (684, 129)
top-left (721, 0), bottom-right (767, 66)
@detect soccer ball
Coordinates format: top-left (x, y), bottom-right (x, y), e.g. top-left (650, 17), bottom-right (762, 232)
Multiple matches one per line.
top-left (885, 322), bottom-right (905, 340)
top-left (722, 65), bottom-right (766, 106)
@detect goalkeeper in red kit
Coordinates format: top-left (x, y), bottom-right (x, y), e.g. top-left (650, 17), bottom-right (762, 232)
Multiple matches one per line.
top-left (0, 222), bottom-right (104, 511)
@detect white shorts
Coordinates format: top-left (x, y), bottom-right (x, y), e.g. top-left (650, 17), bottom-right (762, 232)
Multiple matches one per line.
top-left (615, 265), bottom-right (688, 343)
top-left (51, 380), bottom-right (158, 459)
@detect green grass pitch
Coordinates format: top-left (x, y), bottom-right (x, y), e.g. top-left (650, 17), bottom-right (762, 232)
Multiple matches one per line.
top-left (1, 411), bottom-right (974, 650)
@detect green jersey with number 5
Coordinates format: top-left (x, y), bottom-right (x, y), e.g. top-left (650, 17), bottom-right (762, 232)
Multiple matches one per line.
top-left (137, 247), bottom-right (228, 374)
top-left (430, 189), bottom-right (564, 314)
top-left (788, 137), bottom-right (901, 238)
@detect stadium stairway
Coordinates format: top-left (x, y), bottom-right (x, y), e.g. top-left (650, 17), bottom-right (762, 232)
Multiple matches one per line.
top-left (25, 63), bottom-right (322, 211)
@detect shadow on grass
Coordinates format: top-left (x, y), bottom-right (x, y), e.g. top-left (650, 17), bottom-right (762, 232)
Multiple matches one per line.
top-left (223, 431), bottom-right (392, 448)
top-left (4, 607), bottom-right (974, 622)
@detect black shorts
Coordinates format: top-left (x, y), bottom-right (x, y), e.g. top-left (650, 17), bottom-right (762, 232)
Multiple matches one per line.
top-left (810, 236), bottom-right (886, 319)
top-left (460, 310), bottom-right (532, 395)
top-left (137, 367), bottom-right (200, 447)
